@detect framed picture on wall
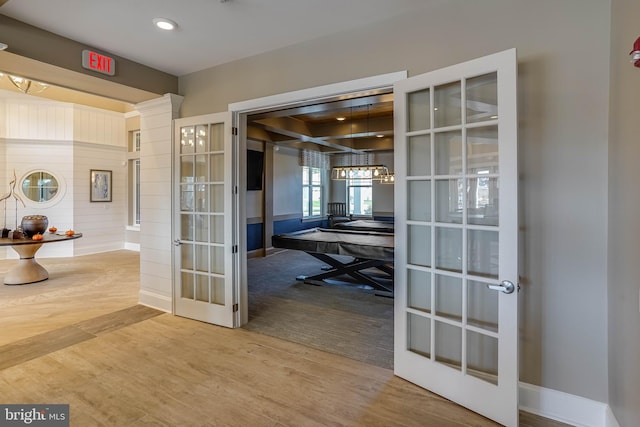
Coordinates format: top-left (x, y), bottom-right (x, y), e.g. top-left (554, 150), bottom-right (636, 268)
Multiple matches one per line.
top-left (90, 169), bottom-right (112, 202)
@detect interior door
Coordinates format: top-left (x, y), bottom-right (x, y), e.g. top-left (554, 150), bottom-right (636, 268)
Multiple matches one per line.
top-left (173, 112), bottom-right (238, 328)
top-left (394, 49), bottom-right (519, 426)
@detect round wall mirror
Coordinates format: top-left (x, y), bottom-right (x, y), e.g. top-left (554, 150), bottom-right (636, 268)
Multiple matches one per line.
top-left (21, 171), bottom-right (59, 203)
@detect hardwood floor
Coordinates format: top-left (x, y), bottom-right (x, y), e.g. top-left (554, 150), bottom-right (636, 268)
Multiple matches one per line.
top-left (0, 251), bottom-right (572, 426)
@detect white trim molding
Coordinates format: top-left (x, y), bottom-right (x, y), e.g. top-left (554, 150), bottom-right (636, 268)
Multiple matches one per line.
top-left (228, 71), bottom-right (407, 113)
top-left (138, 290), bottom-right (172, 313)
top-left (124, 242), bottom-right (140, 251)
top-left (519, 383), bottom-right (620, 427)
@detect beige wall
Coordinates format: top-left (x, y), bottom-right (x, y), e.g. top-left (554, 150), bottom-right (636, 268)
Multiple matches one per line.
top-left (608, 0), bottom-right (640, 425)
top-left (0, 14), bottom-right (177, 97)
top-left (179, 0), bottom-right (612, 405)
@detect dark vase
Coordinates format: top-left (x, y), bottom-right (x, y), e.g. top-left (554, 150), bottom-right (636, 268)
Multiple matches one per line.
top-left (21, 215), bottom-right (49, 237)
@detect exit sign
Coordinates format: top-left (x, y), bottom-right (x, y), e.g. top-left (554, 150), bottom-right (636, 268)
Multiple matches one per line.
top-left (82, 50), bottom-right (116, 76)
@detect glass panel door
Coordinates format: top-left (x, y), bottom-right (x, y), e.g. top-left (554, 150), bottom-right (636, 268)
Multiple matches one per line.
top-left (394, 49), bottom-right (518, 426)
top-left (173, 112), bottom-right (237, 328)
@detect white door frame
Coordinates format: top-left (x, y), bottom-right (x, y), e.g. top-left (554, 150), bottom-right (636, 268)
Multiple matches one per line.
top-left (227, 71), bottom-right (408, 326)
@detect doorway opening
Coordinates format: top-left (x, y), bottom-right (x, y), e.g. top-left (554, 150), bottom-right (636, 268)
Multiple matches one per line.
top-left (237, 84), bottom-right (397, 369)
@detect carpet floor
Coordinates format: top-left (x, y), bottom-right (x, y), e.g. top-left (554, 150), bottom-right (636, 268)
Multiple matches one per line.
top-left (245, 249), bottom-right (394, 369)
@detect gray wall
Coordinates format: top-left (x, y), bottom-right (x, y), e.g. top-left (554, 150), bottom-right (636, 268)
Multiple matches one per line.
top-left (179, 0), bottom-right (612, 404)
top-left (608, 0), bottom-right (640, 425)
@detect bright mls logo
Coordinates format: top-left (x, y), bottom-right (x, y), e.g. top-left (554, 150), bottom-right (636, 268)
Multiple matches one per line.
top-left (1, 404), bottom-right (69, 426)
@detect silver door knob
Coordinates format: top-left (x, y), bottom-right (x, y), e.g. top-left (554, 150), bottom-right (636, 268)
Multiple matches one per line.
top-left (487, 280), bottom-right (516, 294)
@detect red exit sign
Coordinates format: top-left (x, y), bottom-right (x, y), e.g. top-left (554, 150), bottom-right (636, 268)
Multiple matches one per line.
top-left (82, 50), bottom-right (116, 76)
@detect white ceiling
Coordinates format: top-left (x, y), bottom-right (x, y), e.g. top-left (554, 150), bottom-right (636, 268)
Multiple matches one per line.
top-left (0, 0), bottom-right (432, 76)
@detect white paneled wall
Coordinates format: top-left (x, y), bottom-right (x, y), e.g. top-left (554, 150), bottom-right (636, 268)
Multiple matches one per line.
top-left (1, 96), bottom-right (128, 259)
top-left (4, 99), bottom-right (73, 141)
top-left (0, 99), bottom-right (6, 139)
top-left (73, 143), bottom-right (126, 255)
top-left (73, 105), bottom-right (125, 147)
top-left (136, 94), bottom-right (183, 312)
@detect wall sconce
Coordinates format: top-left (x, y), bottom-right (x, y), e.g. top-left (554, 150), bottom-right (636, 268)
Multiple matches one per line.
top-left (7, 75), bottom-right (48, 94)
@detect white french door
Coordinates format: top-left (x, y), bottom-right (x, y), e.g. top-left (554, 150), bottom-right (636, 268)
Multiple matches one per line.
top-left (394, 49), bottom-right (519, 426)
top-left (173, 112), bottom-right (238, 328)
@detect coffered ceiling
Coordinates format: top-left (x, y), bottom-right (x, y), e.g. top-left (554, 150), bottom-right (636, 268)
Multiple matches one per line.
top-left (247, 91), bottom-right (394, 154)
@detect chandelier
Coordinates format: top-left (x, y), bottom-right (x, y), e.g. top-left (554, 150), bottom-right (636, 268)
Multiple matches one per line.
top-left (7, 75), bottom-right (49, 94)
top-left (330, 163), bottom-right (394, 184)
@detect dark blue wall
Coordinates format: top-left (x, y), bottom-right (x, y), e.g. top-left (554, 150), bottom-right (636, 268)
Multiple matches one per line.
top-left (247, 217), bottom-right (328, 251)
top-left (247, 223), bottom-right (263, 251)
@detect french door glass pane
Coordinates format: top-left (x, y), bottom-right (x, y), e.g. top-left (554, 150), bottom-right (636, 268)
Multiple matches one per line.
top-left (466, 72), bottom-right (497, 124)
top-left (180, 215), bottom-right (193, 241)
top-left (181, 184), bottom-right (194, 211)
top-left (435, 179), bottom-right (463, 224)
top-left (407, 135), bottom-right (431, 176)
top-left (181, 158), bottom-right (194, 182)
top-left (181, 272), bottom-right (194, 299)
top-left (195, 155), bottom-right (207, 181)
top-left (180, 127), bottom-right (195, 154)
top-left (211, 246), bottom-right (225, 275)
top-left (434, 82), bottom-right (461, 128)
top-left (195, 244), bottom-right (208, 272)
top-left (210, 123), bottom-right (224, 151)
top-left (435, 274), bottom-right (462, 321)
top-left (408, 224), bottom-right (431, 267)
top-left (210, 215), bottom-right (224, 243)
top-left (195, 215), bottom-right (208, 242)
top-left (408, 180), bottom-right (431, 221)
top-left (467, 126), bottom-right (498, 174)
top-left (468, 229), bottom-right (499, 278)
top-left (210, 154), bottom-right (224, 182)
top-left (195, 184), bottom-right (207, 212)
top-left (467, 177), bottom-right (499, 226)
top-left (467, 279), bottom-right (499, 333)
top-left (408, 313), bottom-right (431, 357)
top-left (407, 89), bottom-right (430, 132)
top-left (195, 125), bottom-right (209, 152)
top-left (435, 321), bottom-right (462, 370)
top-left (408, 268), bottom-right (432, 313)
top-left (210, 184), bottom-right (224, 213)
top-left (195, 275), bottom-right (209, 302)
top-left (181, 243), bottom-right (193, 270)
top-left (435, 227), bottom-right (462, 273)
top-left (212, 277), bottom-right (225, 305)
top-left (467, 331), bottom-right (498, 385)
top-left (434, 131), bottom-right (462, 175)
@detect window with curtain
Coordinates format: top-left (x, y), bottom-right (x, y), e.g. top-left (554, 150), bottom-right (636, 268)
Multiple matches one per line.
top-left (302, 166), bottom-right (323, 218)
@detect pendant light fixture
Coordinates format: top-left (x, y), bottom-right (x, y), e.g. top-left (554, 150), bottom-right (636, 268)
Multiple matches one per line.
top-left (7, 75), bottom-right (48, 94)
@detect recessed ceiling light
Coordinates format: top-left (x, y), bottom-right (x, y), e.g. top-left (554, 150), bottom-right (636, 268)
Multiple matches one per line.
top-left (376, 134), bottom-right (384, 138)
top-left (153, 18), bottom-right (177, 31)
top-left (336, 117), bottom-right (346, 121)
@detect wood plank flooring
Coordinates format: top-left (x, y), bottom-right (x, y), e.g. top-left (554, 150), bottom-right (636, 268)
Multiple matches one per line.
top-left (0, 251), bottom-right (572, 426)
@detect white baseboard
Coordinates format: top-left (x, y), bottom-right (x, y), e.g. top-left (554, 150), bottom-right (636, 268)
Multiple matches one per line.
top-left (604, 406), bottom-right (621, 427)
top-left (124, 242), bottom-right (140, 251)
top-left (520, 383), bottom-right (620, 427)
top-left (138, 290), bottom-right (172, 313)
